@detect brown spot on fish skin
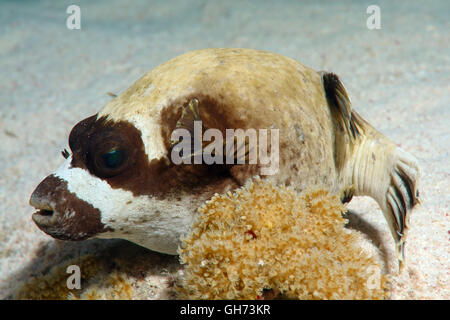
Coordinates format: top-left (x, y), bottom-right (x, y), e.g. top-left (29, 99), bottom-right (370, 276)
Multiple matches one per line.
top-left (30, 174), bottom-right (112, 240)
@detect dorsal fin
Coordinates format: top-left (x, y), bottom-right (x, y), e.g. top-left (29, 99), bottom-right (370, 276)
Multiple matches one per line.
top-left (320, 72), bottom-right (361, 138)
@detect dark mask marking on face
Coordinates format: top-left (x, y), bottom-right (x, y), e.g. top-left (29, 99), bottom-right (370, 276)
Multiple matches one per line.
top-left (31, 174), bottom-right (113, 240)
top-left (68, 107), bottom-right (238, 199)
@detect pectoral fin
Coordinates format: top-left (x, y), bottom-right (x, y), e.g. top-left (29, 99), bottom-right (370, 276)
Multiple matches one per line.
top-left (170, 98), bottom-right (205, 161)
top-left (171, 98), bottom-right (202, 146)
top-left (171, 98), bottom-right (250, 165)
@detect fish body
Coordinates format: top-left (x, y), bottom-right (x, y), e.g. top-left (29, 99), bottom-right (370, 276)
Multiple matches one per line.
top-left (30, 48), bottom-right (419, 261)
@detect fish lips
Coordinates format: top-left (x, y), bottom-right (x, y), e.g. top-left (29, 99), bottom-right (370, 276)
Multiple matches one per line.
top-left (30, 174), bottom-right (112, 241)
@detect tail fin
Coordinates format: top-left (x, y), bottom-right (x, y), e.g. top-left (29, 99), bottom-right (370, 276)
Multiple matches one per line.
top-left (321, 71), bottom-right (420, 268)
top-left (383, 147), bottom-right (420, 266)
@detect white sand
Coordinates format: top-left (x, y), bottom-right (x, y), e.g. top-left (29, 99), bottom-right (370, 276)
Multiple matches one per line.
top-left (0, 0), bottom-right (448, 299)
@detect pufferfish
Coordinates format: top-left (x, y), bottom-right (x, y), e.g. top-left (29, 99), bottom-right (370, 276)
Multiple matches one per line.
top-left (30, 48), bottom-right (419, 265)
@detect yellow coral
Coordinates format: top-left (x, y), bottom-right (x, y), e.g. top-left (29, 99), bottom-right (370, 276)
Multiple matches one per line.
top-left (178, 178), bottom-right (389, 299)
top-left (75, 272), bottom-right (134, 300)
top-left (15, 255), bottom-right (133, 300)
top-left (15, 255), bottom-right (101, 300)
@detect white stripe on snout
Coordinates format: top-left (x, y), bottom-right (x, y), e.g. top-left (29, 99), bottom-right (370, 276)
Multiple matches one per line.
top-left (55, 157), bottom-right (130, 216)
top-left (53, 156), bottom-right (195, 254)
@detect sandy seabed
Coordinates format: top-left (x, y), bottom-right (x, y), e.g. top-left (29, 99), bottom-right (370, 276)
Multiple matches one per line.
top-left (0, 0), bottom-right (448, 299)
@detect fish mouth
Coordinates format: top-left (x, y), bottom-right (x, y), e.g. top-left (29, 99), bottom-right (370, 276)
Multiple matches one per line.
top-left (30, 194), bottom-right (56, 226)
top-left (31, 209), bottom-right (75, 240)
top-left (36, 209), bottom-right (54, 216)
top-left (30, 174), bottom-right (112, 241)
top-left (32, 209), bottom-right (57, 229)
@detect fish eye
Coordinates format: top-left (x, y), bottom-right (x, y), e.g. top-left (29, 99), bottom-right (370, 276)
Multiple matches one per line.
top-left (93, 147), bottom-right (128, 177)
top-left (101, 149), bottom-right (126, 168)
